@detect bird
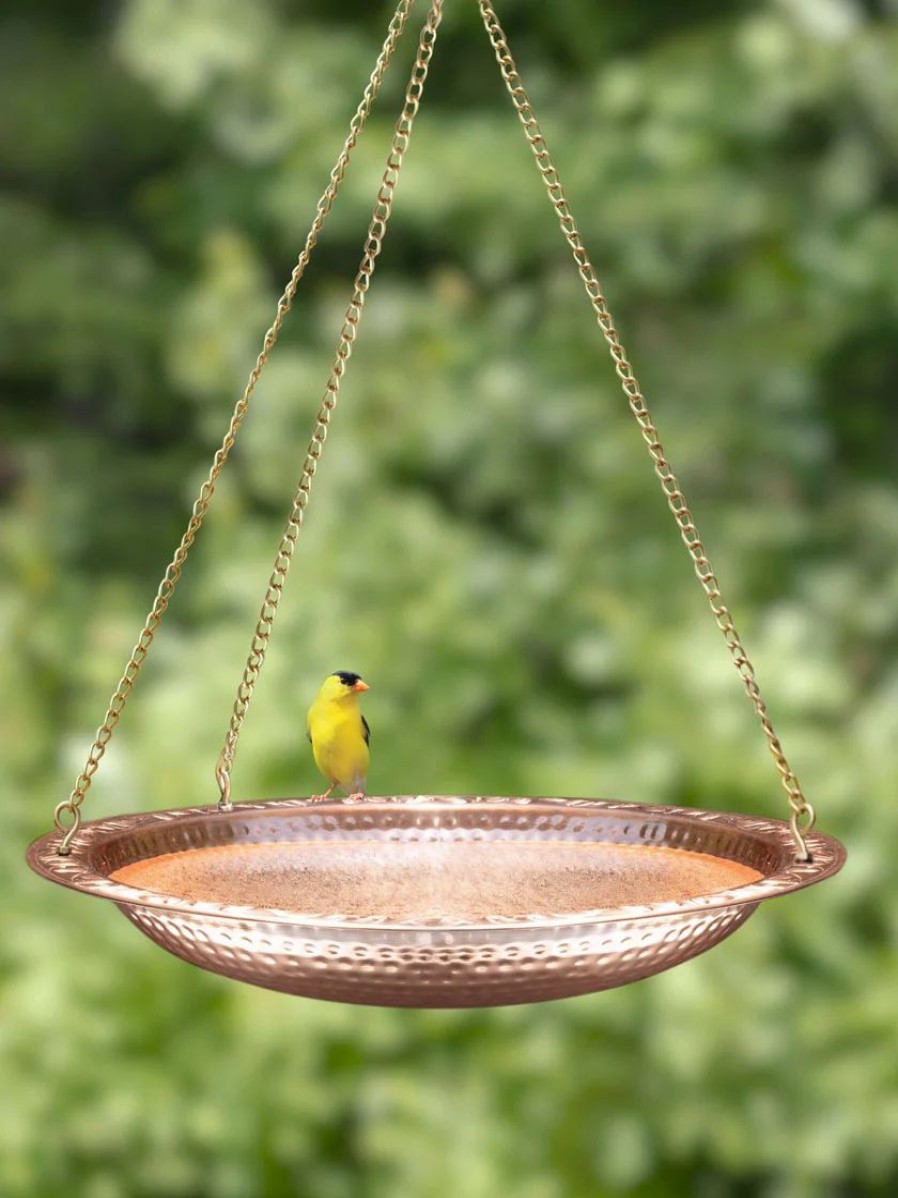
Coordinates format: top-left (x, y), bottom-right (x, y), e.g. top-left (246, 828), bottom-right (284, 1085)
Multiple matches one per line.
top-left (306, 671), bottom-right (371, 801)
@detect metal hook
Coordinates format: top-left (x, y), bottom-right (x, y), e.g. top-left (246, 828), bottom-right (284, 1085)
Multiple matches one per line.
top-left (54, 801), bottom-right (82, 856)
top-left (216, 766), bottom-right (233, 812)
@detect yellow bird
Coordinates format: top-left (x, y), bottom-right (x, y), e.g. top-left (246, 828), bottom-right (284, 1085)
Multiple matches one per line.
top-left (306, 671), bottom-right (371, 800)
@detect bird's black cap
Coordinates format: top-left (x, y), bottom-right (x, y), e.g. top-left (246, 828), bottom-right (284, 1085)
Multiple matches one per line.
top-left (334, 671), bottom-right (362, 687)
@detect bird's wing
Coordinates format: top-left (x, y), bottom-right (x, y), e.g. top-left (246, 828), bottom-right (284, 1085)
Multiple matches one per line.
top-left (306, 711), bottom-right (312, 743)
top-left (361, 714), bottom-right (371, 746)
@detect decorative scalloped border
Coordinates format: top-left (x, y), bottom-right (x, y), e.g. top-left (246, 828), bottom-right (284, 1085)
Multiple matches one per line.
top-left (26, 796), bottom-right (846, 931)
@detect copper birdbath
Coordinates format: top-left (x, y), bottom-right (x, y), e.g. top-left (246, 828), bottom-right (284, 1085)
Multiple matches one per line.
top-left (30, 5), bottom-right (847, 1004)
top-left (27, 796), bottom-right (845, 1007)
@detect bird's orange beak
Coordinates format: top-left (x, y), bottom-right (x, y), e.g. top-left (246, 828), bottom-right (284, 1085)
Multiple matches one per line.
top-left (352, 680), bottom-right (370, 693)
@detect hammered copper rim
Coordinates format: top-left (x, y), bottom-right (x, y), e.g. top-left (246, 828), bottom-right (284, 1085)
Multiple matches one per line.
top-left (26, 796), bottom-right (846, 932)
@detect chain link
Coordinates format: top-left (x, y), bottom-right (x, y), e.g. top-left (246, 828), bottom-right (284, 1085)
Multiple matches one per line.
top-left (214, 0), bottom-right (445, 803)
top-left (477, 0), bottom-right (815, 860)
top-left (54, 0), bottom-right (418, 855)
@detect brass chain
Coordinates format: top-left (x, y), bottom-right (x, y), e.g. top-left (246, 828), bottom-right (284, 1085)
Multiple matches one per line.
top-left (54, 0), bottom-right (815, 863)
top-left (477, 0), bottom-right (816, 860)
top-left (214, 0), bottom-right (445, 803)
top-left (53, 0), bottom-right (418, 855)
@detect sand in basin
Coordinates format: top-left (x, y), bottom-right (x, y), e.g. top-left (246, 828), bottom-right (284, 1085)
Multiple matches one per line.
top-left (111, 840), bottom-right (763, 922)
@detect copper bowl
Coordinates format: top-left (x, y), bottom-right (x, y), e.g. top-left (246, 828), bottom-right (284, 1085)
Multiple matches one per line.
top-left (27, 796), bottom-right (845, 1007)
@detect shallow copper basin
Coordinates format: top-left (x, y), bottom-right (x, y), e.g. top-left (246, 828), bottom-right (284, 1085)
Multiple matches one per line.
top-left (27, 796), bottom-right (846, 1007)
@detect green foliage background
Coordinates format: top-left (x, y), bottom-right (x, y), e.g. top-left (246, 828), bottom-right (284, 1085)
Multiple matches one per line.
top-left (2, 0), bottom-right (896, 1194)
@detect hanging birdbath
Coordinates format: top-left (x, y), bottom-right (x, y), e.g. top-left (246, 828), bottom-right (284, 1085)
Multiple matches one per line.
top-left (28, 0), bottom-right (845, 1008)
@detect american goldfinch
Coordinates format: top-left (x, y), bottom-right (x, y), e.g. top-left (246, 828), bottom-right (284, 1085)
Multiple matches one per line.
top-left (306, 671), bottom-right (371, 800)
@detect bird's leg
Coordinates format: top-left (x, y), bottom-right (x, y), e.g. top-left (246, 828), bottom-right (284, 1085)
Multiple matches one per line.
top-left (348, 786), bottom-right (366, 801)
top-left (310, 781), bottom-right (337, 802)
